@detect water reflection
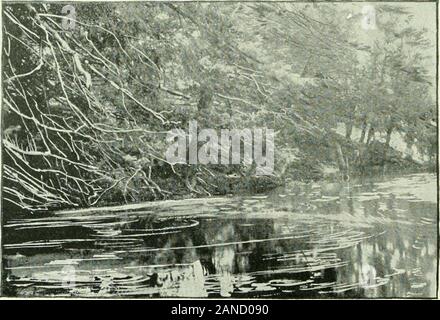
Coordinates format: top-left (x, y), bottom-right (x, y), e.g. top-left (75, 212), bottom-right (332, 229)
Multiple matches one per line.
top-left (2, 173), bottom-right (437, 298)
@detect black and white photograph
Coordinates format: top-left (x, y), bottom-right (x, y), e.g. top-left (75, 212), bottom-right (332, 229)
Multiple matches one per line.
top-left (0, 0), bottom-right (438, 300)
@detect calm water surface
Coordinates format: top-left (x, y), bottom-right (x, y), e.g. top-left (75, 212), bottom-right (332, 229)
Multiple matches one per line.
top-left (2, 173), bottom-right (438, 298)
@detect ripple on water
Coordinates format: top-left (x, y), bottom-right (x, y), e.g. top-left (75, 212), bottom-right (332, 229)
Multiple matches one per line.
top-left (3, 173), bottom-right (437, 298)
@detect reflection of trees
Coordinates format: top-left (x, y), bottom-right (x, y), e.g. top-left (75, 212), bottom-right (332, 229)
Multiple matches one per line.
top-left (336, 211), bottom-right (436, 297)
top-left (135, 218), bottom-right (278, 297)
top-left (5, 177), bottom-right (437, 298)
top-left (210, 223), bottom-right (236, 297)
top-left (205, 219), bottom-right (275, 296)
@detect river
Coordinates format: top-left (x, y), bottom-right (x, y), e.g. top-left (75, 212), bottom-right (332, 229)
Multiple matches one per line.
top-left (2, 173), bottom-right (437, 298)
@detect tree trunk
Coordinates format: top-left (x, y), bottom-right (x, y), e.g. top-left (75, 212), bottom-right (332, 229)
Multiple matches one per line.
top-left (334, 141), bottom-right (348, 180)
top-left (359, 121), bottom-right (367, 143)
top-left (366, 127), bottom-right (375, 145)
top-left (382, 126), bottom-right (394, 164)
top-left (384, 126), bottom-right (393, 151)
top-left (382, 126), bottom-right (394, 174)
top-left (345, 121), bottom-right (353, 140)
